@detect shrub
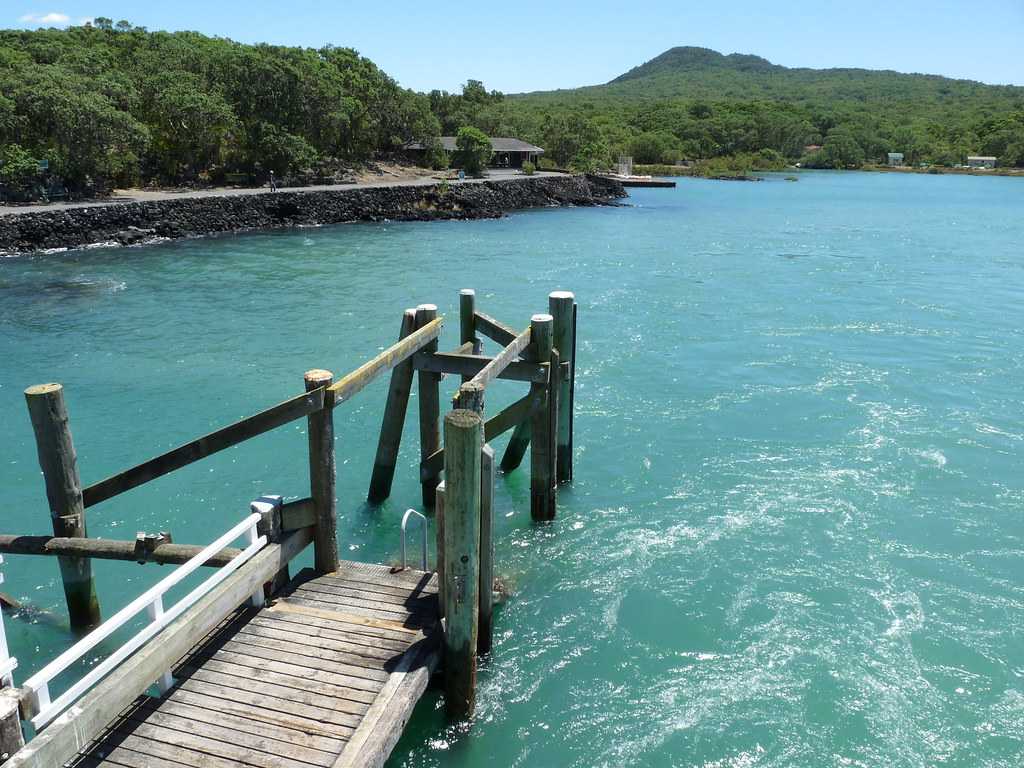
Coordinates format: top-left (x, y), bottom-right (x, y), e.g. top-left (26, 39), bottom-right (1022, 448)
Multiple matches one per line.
top-left (628, 131), bottom-right (679, 164)
top-left (570, 140), bottom-right (611, 173)
top-left (420, 136), bottom-right (449, 170)
top-left (0, 144), bottom-right (41, 190)
top-left (251, 123), bottom-right (318, 175)
top-left (453, 126), bottom-right (492, 176)
top-left (522, 161), bottom-right (536, 175)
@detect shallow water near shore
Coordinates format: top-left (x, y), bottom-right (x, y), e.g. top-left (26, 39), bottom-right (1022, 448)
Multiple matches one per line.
top-left (1, 170), bottom-right (1022, 767)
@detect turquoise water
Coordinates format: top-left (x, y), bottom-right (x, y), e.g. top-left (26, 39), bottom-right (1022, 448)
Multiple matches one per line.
top-left (1, 171), bottom-right (1022, 766)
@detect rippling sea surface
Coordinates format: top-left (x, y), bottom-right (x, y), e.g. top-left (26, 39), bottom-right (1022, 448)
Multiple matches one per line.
top-left (1, 171), bottom-right (1022, 767)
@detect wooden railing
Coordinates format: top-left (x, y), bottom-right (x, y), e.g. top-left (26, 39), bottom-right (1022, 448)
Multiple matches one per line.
top-left (6, 520), bottom-right (313, 768)
top-left (21, 511), bottom-right (268, 730)
top-left (81, 390), bottom-right (326, 508)
top-left (13, 316), bottom-right (444, 635)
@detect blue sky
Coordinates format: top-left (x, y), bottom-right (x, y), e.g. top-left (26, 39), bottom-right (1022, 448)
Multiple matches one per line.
top-left (11, 1), bottom-right (1024, 92)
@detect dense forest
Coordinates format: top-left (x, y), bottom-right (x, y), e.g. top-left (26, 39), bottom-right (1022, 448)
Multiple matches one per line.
top-left (2, 27), bottom-right (1023, 198)
top-left (0, 20), bottom-right (440, 196)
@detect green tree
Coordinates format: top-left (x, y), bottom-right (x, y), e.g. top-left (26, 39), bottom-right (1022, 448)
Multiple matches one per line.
top-left (453, 126), bottom-right (491, 176)
top-left (141, 73), bottom-right (236, 179)
top-left (248, 122), bottom-right (317, 175)
top-left (821, 128), bottom-right (865, 168)
top-left (0, 143), bottom-right (40, 193)
top-left (420, 136), bottom-right (449, 170)
top-left (628, 132), bottom-right (678, 163)
top-left (571, 139), bottom-right (610, 172)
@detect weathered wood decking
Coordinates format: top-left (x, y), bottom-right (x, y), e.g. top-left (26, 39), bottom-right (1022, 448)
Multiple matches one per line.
top-left (69, 561), bottom-right (440, 768)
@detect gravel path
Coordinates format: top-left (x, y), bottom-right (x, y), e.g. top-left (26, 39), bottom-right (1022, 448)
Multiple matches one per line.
top-left (0, 170), bottom-right (563, 216)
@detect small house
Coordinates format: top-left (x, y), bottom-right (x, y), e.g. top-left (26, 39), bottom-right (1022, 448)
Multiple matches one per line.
top-left (967, 156), bottom-right (997, 169)
top-left (404, 137), bottom-right (544, 169)
top-left (887, 152), bottom-right (905, 167)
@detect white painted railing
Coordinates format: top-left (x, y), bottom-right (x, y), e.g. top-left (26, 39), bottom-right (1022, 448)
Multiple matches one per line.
top-left (0, 555), bottom-right (17, 687)
top-left (22, 513), bottom-right (266, 730)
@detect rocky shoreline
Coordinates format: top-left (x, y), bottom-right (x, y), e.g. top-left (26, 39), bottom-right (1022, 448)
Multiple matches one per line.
top-left (0, 175), bottom-right (626, 256)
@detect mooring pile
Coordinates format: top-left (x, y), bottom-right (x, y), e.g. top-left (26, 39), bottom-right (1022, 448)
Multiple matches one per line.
top-left (369, 289), bottom-right (577, 717)
top-left (0, 288), bottom-right (578, 765)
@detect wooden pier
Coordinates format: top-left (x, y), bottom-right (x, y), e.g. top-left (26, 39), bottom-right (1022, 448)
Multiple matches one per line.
top-left (0, 288), bottom-right (578, 767)
top-left (71, 562), bottom-right (439, 768)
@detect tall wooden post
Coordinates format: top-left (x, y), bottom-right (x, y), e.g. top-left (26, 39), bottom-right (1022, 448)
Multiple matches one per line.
top-left (0, 688), bottom-right (24, 763)
top-left (368, 309), bottom-right (417, 504)
top-left (442, 409), bottom-right (482, 720)
top-left (459, 289), bottom-right (479, 358)
top-left (529, 315), bottom-right (557, 520)
top-left (305, 369), bottom-right (338, 574)
top-left (478, 444), bottom-right (495, 655)
top-left (416, 305), bottom-right (441, 508)
top-left (24, 384), bottom-right (100, 631)
top-left (549, 291), bottom-right (576, 483)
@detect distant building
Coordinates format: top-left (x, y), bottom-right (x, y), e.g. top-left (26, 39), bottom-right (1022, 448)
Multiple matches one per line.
top-left (967, 156), bottom-right (997, 169)
top-left (803, 144), bottom-right (823, 154)
top-left (404, 137), bottom-right (544, 169)
top-left (887, 152), bottom-right (905, 167)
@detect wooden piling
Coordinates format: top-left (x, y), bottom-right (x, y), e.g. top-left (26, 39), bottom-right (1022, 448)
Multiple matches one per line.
top-left (441, 409), bottom-right (482, 719)
top-left (459, 289), bottom-right (479, 357)
top-left (549, 291), bottom-right (576, 483)
top-left (368, 309), bottom-right (417, 504)
top-left (0, 688), bottom-right (24, 763)
top-left (416, 305), bottom-right (441, 508)
top-left (304, 369), bottom-right (338, 574)
top-left (499, 419), bottom-right (531, 472)
top-left (24, 384), bottom-right (100, 631)
top-left (529, 315), bottom-right (557, 521)
top-left (454, 381), bottom-right (485, 414)
top-left (478, 444), bottom-right (495, 655)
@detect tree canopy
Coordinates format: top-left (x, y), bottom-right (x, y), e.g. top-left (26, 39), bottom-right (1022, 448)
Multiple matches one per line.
top-left (0, 23), bottom-right (439, 193)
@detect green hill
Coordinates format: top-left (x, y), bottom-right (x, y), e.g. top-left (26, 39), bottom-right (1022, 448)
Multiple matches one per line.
top-left (490, 47), bottom-right (1024, 170)
top-left (521, 45), bottom-right (1024, 106)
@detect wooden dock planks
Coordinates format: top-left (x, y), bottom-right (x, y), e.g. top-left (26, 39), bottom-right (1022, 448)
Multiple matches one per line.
top-left (68, 561), bottom-right (440, 768)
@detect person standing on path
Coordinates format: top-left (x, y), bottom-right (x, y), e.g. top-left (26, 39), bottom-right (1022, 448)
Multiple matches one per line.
top-left (269, 170), bottom-right (278, 192)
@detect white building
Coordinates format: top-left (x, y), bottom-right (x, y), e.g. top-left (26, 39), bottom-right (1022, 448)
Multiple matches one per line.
top-left (887, 152), bottom-right (905, 167)
top-left (967, 156), bottom-right (997, 169)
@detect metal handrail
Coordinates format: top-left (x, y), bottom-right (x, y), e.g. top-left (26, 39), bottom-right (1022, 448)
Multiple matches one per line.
top-left (0, 555), bottom-right (16, 687)
top-left (22, 512), bottom-right (267, 729)
top-left (400, 509), bottom-right (428, 571)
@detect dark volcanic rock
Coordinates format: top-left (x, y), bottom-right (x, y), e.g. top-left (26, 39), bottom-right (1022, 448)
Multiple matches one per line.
top-left (0, 175), bottom-right (626, 255)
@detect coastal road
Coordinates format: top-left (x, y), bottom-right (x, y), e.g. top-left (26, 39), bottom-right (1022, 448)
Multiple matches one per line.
top-left (0, 169), bottom-right (564, 216)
